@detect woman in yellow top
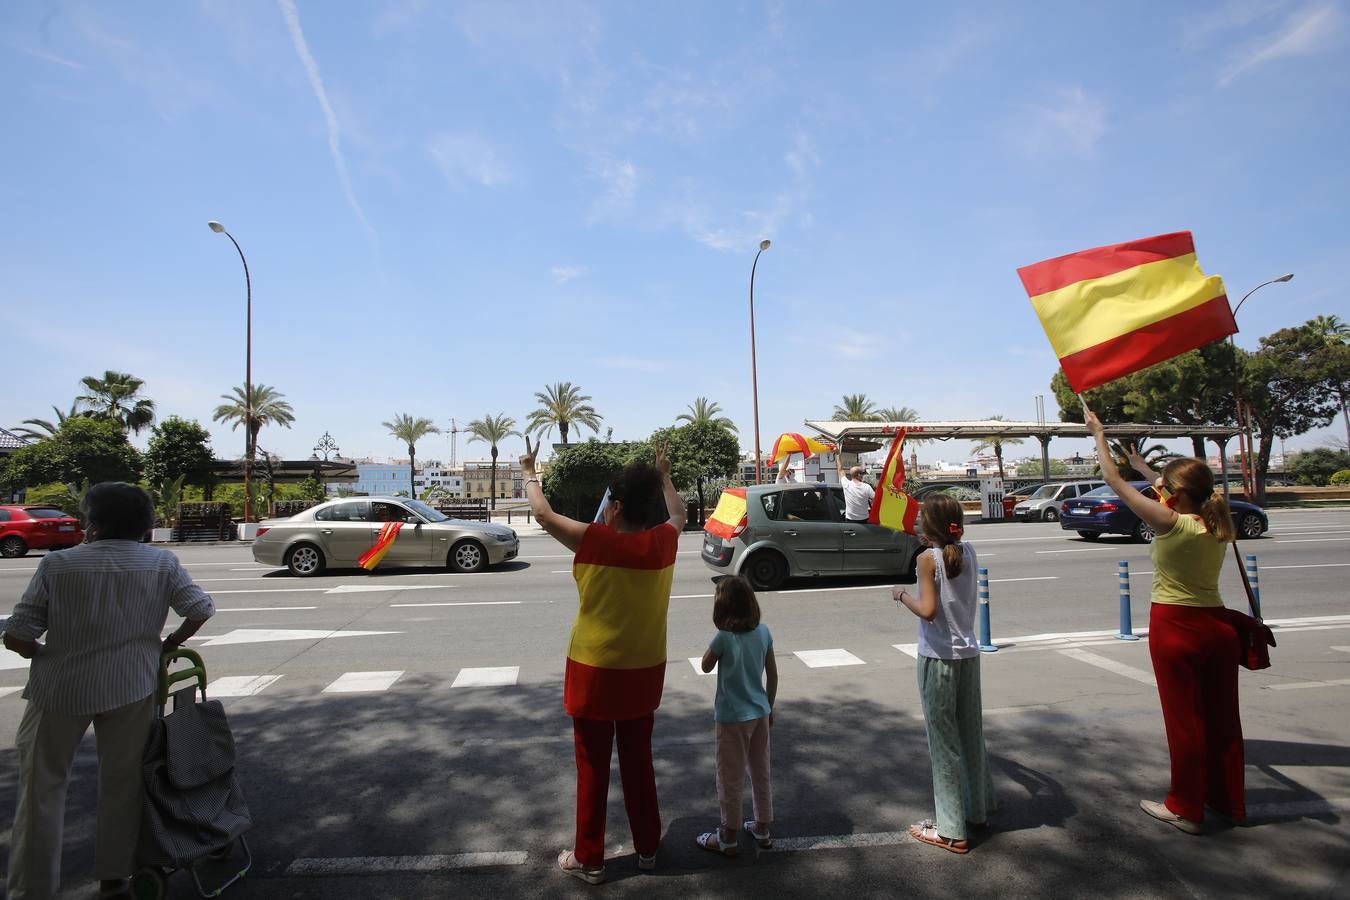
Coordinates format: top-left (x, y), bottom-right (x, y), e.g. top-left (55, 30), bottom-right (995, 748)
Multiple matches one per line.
top-left (1086, 408), bottom-right (1243, 835)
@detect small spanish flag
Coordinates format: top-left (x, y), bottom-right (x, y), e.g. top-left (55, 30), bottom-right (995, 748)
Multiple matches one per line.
top-left (358, 521), bottom-right (403, 570)
top-left (704, 488), bottom-right (748, 540)
top-left (1017, 231), bottom-right (1236, 393)
top-left (868, 429), bottom-right (919, 535)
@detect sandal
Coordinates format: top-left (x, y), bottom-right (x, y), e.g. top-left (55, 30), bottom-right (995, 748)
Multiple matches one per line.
top-left (696, 830), bottom-right (739, 857)
top-left (743, 819), bottom-right (773, 848)
top-left (909, 820), bottom-right (969, 854)
top-left (557, 849), bottom-right (605, 884)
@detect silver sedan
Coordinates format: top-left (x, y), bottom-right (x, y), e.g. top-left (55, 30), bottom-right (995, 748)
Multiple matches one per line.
top-left (251, 497), bottom-right (519, 577)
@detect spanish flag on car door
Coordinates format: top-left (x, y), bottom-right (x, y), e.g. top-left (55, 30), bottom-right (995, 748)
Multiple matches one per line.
top-left (1017, 231), bottom-right (1235, 393)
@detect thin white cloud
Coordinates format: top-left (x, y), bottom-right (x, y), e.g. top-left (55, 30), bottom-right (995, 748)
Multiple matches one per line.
top-left (550, 266), bottom-right (586, 284)
top-left (427, 133), bottom-right (510, 188)
top-left (588, 158), bottom-right (637, 217)
top-left (826, 327), bottom-right (886, 360)
top-left (594, 356), bottom-right (670, 373)
top-left (13, 44), bottom-right (85, 70)
top-left (1218, 3), bottom-right (1343, 86)
top-left (276, 0), bottom-right (378, 247)
top-left (1010, 87), bottom-right (1106, 157)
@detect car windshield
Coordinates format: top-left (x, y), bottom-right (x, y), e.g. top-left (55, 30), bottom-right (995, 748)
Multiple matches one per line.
top-left (1028, 485), bottom-right (1060, 500)
top-left (25, 508), bottom-right (70, 519)
top-left (404, 499), bottom-right (448, 522)
top-left (1081, 485), bottom-right (1117, 498)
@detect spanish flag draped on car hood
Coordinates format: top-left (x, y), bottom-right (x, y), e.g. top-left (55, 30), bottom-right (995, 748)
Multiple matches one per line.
top-left (868, 429), bottom-right (919, 535)
top-left (565, 522), bottom-right (679, 720)
top-left (1017, 231), bottom-right (1235, 393)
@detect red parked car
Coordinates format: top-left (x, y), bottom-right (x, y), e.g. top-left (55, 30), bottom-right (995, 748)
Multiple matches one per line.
top-left (0, 506), bottom-right (85, 557)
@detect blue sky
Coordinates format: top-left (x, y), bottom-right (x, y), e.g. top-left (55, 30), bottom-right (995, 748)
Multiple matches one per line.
top-left (4, 0), bottom-right (1347, 468)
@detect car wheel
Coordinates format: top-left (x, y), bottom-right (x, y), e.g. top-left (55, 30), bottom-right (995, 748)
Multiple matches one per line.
top-left (1237, 512), bottom-right (1265, 540)
top-left (449, 539), bottom-right (488, 573)
top-left (1133, 520), bottom-right (1155, 544)
top-left (1077, 531), bottom-right (1099, 541)
top-left (285, 543), bottom-right (326, 577)
top-left (744, 551), bottom-right (788, 591)
top-left (1042, 507), bottom-right (1059, 522)
top-left (0, 536), bottom-right (27, 558)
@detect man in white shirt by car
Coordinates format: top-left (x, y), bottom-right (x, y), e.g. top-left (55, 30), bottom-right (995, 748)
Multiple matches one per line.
top-left (836, 455), bottom-right (875, 523)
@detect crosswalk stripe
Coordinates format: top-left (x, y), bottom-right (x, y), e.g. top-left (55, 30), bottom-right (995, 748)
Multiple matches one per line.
top-left (1057, 648), bottom-right (1156, 686)
top-left (688, 657), bottom-right (717, 675)
top-left (794, 649), bottom-right (866, 668)
top-left (211, 675), bottom-right (283, 697)
top-left (1264, 678), bottom-right (1350, 691)
top-left (0, 686), bottom-right (22, 699)
top-left (451, 666), bottom-right (520, 687)
top-left (323, 671), bottom-right (405, 693)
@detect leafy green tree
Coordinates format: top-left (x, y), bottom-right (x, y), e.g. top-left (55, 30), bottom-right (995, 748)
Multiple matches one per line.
top-left (1016, 458), bottom-right (1068, 477)
top-left (1329, 469), bottom-right (1350, 485)
top-left (676, 397), bottom-right (737, 433)
top-left (648, 421), bottom-right (741, 521)
top-left (527, 382), bottom-right (602, 445)
top-left (77, 370), bottom-right (156, 434)
top-left (833, 394), bottom-right (880, 421)
top-left (970, 415), bottom-right (1024, 481)
top-left (297, 474), bottom-right (329, 503)
top-left (1286, 448), bottom-right (1350, 486)
top-left (1307, 316), bottom-right (1350, 451)
top-left (212, 384), bottom-right (296, 467)
top-left (14, 403), bottom-right (84, 442)
top-left (144, 416), bottom-right (215, 488)
top-left (151, 474), bottom-right (187, 528)
top-left (21, 482), bottom-right (83, 513)
top-left (541, 439), bottom-right (643, 521)
top-left (381, 414), bottom-right (440, 496)
top-left (1, 417), bottom-right (141, 490)
top-left (877, 406), bottom-right (919, 423)
top-left (466, 413), bottom-right (521, 509)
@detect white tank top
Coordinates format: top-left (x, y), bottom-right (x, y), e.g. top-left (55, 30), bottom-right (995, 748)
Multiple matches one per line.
top-left (917, 543), bottom-right (980, 660)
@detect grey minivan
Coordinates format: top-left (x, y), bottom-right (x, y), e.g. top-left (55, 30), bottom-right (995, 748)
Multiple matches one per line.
top-left (701, 483), bottom-right (922, 590)
top-left (1012, 481), bottom-right (1105, 521)
top-left (252, 497), bottom-right (518, 576)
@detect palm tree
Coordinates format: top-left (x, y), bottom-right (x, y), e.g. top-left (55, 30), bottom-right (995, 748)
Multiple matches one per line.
top-left (465, 413), bottom-right (520, 510)
top-left (382, 414), bottom-right (440, 496)
top-left (77, 370), bottom-right (156, 434)
top-left (969, 415), bottom-right (1025, 480)
top-left (676, 397), bottom-right (737, 433)
top-left (13, 402), bottom-right (83, 441)
top-left (833, 393), bottom-right (880, 421)
top-left (527, 382), bottom-right (602, 445)
top-left (212, 384), bottom-right (296, 472)
top-left (1310, 314), bottom-right (1350, 343)
top-left (877, 406), bottom-right (919, 423)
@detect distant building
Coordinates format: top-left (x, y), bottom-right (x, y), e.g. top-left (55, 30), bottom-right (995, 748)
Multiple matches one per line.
top-left (342, 459), bottom-right (415, 496)
top-left (414, 462), bottom-right (464, 498)
top-left (462, 458), bottom-right (524, 500)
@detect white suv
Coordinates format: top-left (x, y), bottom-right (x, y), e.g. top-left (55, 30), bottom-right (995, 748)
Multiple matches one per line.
top-left (1012, 481), bottom-right (1105, 522)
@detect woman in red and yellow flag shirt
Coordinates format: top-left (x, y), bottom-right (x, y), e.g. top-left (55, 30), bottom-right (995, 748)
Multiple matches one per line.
top-left (520, 436), bottom-right (685, 884)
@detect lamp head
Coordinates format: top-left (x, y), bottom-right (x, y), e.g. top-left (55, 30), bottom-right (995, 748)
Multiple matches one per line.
top-left (207, 221), bottom-right (225, 233)
top-left (759, 239), bottom-right (771, 251)
top-left (1275, 273), bottom-right (1294, 283)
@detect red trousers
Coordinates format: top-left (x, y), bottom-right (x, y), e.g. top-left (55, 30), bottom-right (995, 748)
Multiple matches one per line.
top-left (1148, 603), bottom-right (1245, 822)
top-left (572, 714), bottom-right (660, 866)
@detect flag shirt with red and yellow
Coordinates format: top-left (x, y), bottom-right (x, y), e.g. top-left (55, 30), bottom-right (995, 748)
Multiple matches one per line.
top-left (565, 522), bottom-right (678, 720)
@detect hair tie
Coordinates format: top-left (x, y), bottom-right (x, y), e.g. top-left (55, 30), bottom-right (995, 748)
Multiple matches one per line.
top-left (948, 523), bottom-right (964, 537)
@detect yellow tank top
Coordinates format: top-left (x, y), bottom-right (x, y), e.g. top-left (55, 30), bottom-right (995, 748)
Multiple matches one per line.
top-left (1150, 513), bottom-right (1226, 607)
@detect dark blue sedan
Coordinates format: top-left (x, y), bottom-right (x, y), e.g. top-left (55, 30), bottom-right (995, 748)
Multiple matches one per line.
top-left (1058, 482), bottom-right (1269, 543)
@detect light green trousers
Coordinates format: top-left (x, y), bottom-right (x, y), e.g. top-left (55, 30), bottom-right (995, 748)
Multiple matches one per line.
top-left (917, 655), bottom-right (995, 841)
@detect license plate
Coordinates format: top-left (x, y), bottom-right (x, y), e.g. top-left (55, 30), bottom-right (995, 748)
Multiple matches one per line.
top-left (58, 525), bottom-right (75, 532)
top-left (1070, 508), bottom-right (1089, 515)
top-left (704, 540), bottom-right (718, 553)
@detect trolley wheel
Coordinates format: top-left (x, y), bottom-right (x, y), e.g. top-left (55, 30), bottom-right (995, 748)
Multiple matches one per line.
top-left (131, 867), bottom-right (168, 900)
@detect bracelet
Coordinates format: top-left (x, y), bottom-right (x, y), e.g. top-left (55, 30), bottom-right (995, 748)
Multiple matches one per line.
top-left (525, 478), bottom-right (540, 486)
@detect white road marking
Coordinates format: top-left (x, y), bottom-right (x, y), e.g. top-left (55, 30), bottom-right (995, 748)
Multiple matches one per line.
top-left (1058, 648), bottom-right (1156, 686)
top-left (1257, 563), bottom-right (1350, 571)
top-left (1036, 547), bottom-right (1120, 554)
top-left (1264, 678), bottom-right (1350, 691)
top-left (284, 852), bottom-right (528, 875)
top-left (990, 576), bottom-right (1059, 583)
top-left (688, 657), bottom-right (717, 675)
top-left (389, 601), bottom-right (521, 608)
top-left (1248, 797), bottom-right (1350, 819)
top-left (777, 585), bottom-right (885, 595)
top-left (1333, 646), bottom-right (1350, 653)
top-left (794, 648), bottom-right (866, 668)
top-left (195, 628), bottom-right (400, 647)
top-left (765, 830), bottom-right (916, 852)
top-left (211, 587), bottom-right (331, 595)
top-left (550, 570), bottom-right (572, 574)
top-left (326, 584), bottom-right (454, 594)
top-left (215, 606), bottom-right (318, 612)
top-left (1266, 614), bottom-right (1350, 627)
top-left (1275, 538), bottom-right (1350, 544)
top-left (210, 675), bottom-right (283, 697)
top-left (0, 686), bottom-right (22, 699)
top-left (230, 567), bottom-right (276, 571)
top-left (671, 593), bottom-right (715, 600)
top-left (893, 643), bottom-right (918, 659)
top-left (324, 671), bottom-right (404, 693)
top-left (1268, 529), bottom-right (1350, 536)
top-left (196, 577), bottom-right (282, 583)
top-left (451, 666), bottom-right (519, 687)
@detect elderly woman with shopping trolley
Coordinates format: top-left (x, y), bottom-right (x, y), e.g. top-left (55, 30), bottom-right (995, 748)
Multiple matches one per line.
top-left (1, 482), bottom-right (215, 900)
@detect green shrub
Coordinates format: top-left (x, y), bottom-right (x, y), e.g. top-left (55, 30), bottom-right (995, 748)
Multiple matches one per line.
top-left (1330, 469), bottom-right (1350, 486)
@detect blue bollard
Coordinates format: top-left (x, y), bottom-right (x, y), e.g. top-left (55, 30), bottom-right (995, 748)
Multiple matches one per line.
top-left (1116, 560), bottom-right (1140, 640)
top-left (1245, 554), bottom-right (1263, 619)
top-left (977, 566), bottom-right (999, 652)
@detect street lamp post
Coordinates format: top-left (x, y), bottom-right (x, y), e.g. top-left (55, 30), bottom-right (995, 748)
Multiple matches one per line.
top-left (749, 239), bottom-right (771, 484)
top-left (208, 221), bottom-right (254, 523)
top-left (1228, 273), bottom-right (1294, 501)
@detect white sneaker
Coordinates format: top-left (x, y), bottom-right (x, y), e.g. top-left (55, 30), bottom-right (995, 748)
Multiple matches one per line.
top-left (1140, 799), bottom-right (1201, 835)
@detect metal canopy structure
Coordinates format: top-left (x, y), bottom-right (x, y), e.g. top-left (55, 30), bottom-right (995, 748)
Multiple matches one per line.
top-left (804, 419), bottom-right (1241, 485)
top-left (208, 458), bottom-right (359, 485)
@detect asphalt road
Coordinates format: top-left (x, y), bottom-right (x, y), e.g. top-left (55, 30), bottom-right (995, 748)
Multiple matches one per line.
top-left (1, 509), bottom-right (1347, 898)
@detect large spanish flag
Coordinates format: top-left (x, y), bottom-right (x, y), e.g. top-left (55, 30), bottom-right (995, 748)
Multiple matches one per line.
top-left (868, 429), bottom-right (919, 535)
top-left (769, 432), bottom-right (835, 464)
top-left (566, 522), bottom-right (678, 720)
top-left (1017, 231), bottom-right (1235, 393)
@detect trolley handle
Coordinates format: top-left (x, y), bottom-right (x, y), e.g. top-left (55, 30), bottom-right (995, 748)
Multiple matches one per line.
top-left (158, 647), bottom-right (208, 705)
